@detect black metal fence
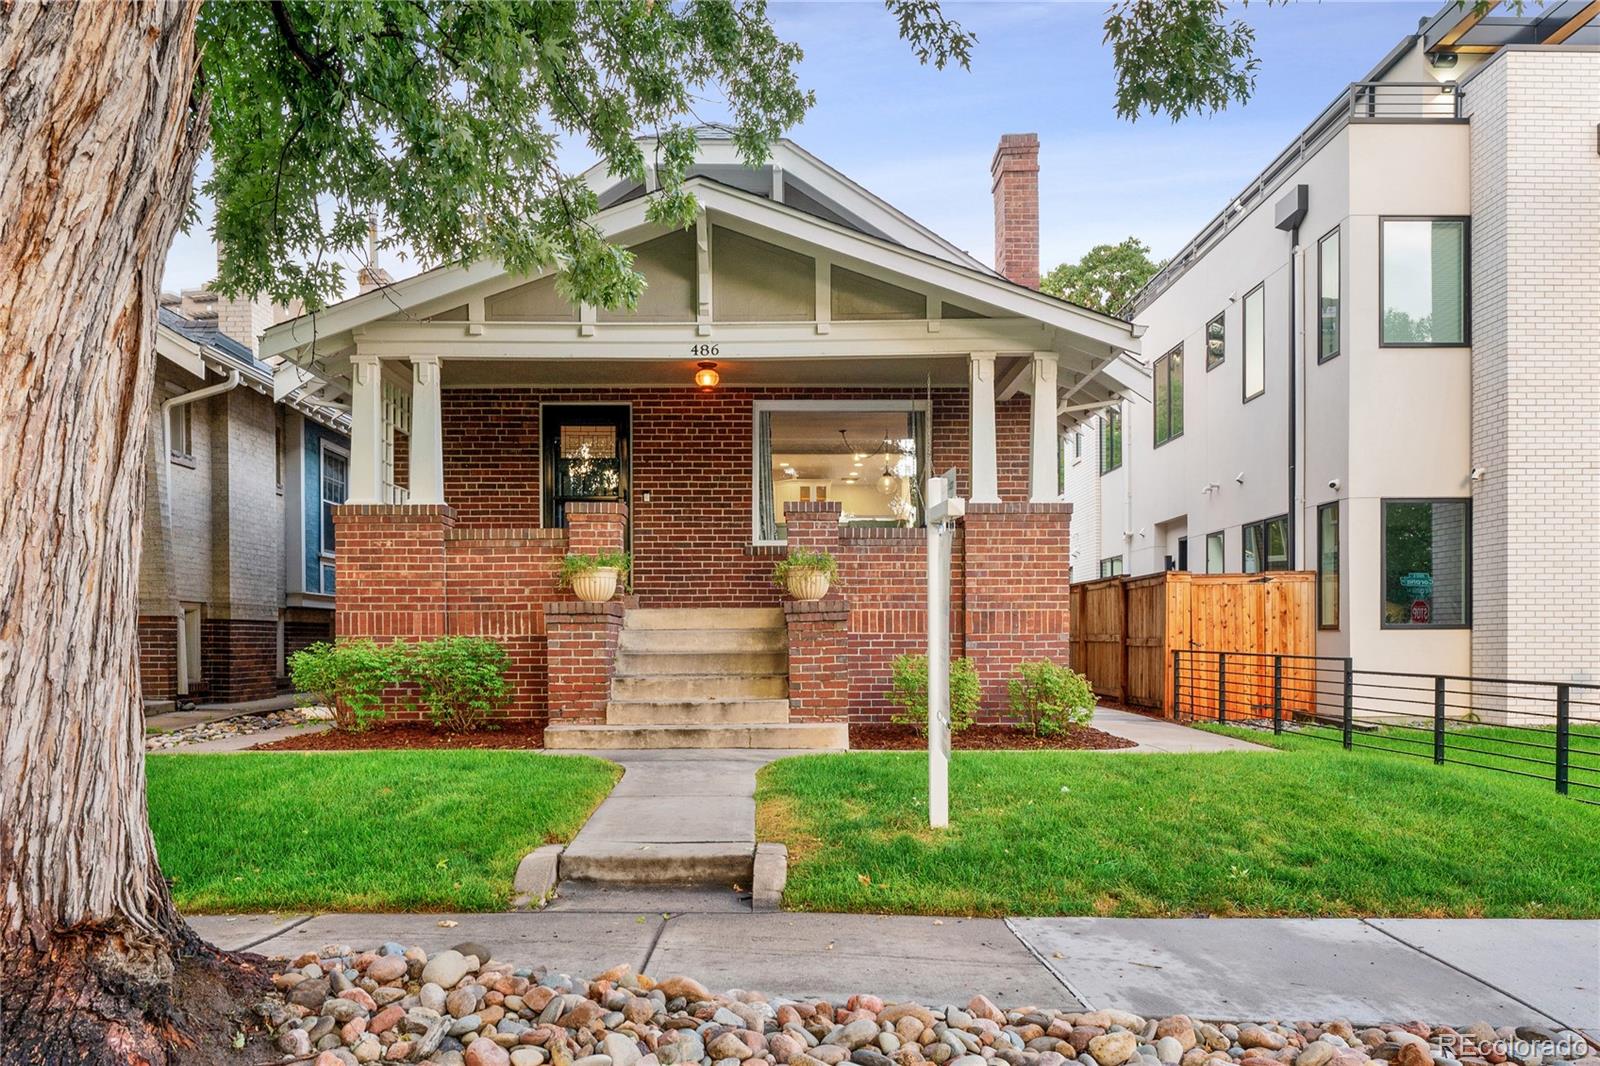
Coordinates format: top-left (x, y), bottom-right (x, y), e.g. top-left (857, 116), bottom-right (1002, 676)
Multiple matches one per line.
top-left (1172, 649), bottom-right (1600, 804)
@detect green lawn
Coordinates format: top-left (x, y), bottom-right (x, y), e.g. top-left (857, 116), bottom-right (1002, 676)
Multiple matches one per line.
top-left (148, 752), bottom-right (620, 913)
top-left (756, 741), bottom-right (1600, 918)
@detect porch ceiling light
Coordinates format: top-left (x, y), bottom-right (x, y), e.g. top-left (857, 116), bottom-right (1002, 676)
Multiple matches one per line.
top-left (694, 361), bottom-right (720, 389)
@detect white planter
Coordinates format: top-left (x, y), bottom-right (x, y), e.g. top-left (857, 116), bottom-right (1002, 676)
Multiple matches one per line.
top-left (571, 567), bottom-right (620, 603)
top-left (786, 568), bottom-right (831, 602)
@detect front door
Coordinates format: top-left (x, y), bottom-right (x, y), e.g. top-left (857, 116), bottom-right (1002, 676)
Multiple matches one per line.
top-left (542, 405), bottom-right (630, 541)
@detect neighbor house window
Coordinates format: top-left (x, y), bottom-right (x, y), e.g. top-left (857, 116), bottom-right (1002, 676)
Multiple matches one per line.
top-left (1206, 312), bottom-right (1225, 370)
top-left (1318, 227), bottom-right (1341, 362)
top-left (1205, 531), bottom-right (1225, 574)
top-left (754, 403), bottom-right (924, 543)
top-left (1380, 218), bottom-right (1468, 346)
top-left (320, 445), bottom-right (348, 556)
top-left (1072, 429), bottom-right (1083, 460)
top-left (1153, 344), bottom-right (1184, 447)
top-left (1099, 409), bottom-right (1122, 474)
top-left (169, 403), bottom-right (193, 462)
top-left (1243, 282), bottom-right (1265, 401)
top-left (1382, 499), bottom-right (1470, 627)
top-left (1241, 515), bottom-right (1289, 573)
top-left (1099, 556), bottom-right (1124, 578)
top-left (1317, 502), bottom-right (1340, 629)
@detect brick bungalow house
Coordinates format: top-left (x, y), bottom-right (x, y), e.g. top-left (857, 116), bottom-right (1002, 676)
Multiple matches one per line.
top-left (260, 131), bottom-right (1147, 748)
top-left (139, 292), bottom-right (351, 707)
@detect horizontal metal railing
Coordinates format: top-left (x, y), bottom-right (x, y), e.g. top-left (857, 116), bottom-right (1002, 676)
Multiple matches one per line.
top-left (1130, 80), bottom-right (1461, 313)
top-left (1171, 649), bottom-right (1600, 804)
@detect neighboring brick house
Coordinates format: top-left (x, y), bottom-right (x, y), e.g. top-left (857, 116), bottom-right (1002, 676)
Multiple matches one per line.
top-left (262, 131), bottom-right (1148, 747)
top-left (138, 292), bottom-right (351, 707)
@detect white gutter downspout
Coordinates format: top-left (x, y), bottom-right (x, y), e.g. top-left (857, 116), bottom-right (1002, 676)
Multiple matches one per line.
top-left (160, 368), bottom-right (240, 697)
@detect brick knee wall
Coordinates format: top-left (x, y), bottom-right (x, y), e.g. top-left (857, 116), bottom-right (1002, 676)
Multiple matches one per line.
top-left (783, 599), bottom-right (851, 723)
top-left (137, 614), bottom-right (179, 702)
top-left (962, 502), bottom-right (1072, 718)
top-left (201, 618), bottom-right (280, 703)
top-left (284, 617), bottom-right (333, 661)
top-left (545, 601), bottom-right (625, 723)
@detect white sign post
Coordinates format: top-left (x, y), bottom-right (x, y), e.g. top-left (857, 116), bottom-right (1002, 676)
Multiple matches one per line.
top-left (925, 470), bottom-right (964, 829)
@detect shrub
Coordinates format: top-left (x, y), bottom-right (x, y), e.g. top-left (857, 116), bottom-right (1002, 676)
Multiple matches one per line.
top-left (403, 636), bottom-right (512, 732)
top-left (1007, 659), bottom-right (1096, 736)
top-left (558, 551), bottom-right (631, 590)
top-left (887, 653), bottom-right (980, 736)
top-left (771, 547), bottom-right (837, 590)
top-left (288, 639), bottom-right (403, 731)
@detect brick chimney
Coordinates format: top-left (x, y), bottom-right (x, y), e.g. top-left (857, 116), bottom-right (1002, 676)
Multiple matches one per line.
top-left (990, 132), bottom-right (1040, 289)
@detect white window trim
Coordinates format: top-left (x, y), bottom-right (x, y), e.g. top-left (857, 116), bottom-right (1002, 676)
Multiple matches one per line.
top-left (750, 398), bottom-right (929, 547)
top-left (319, 440), bottom-right (349, 560)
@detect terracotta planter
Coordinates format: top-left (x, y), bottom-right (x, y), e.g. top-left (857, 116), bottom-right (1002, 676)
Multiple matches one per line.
top-left (785, 568), bottom-right (831, 601)
top-left (571, 567), bottom-right (620, 603)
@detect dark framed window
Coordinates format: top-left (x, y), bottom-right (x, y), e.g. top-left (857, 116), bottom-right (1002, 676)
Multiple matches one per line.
top-left (169, 403), bottom-right (194, 461)
top-left (320, 446), bottom-right (348, 556)
top-left (1318, 227), bottom-right (1341, 362)
top-left (1072, 429), bottom-right (1083, 460)
top-left (1176, 536), bottom-right (1188, 571)
top-left (1205, 531), bottom-right (1225, 573)
top-left (1243, 282), bottom-right (1265, 401)
top-left (1153, 344), bottom-right (1184, 447)
top-left (1241, 514), bottom-right (1289, 573)
top-left (1099, 408), bottom-right (1123, 475)
top-left (1206, 312), bottom-right (1225, 370)
top-left (1099, 555), bottom-right (1124, 578)
top-left (1382, 499), bottom-right (1470, 628)
top-left (1317, 502), bottom-right (1340, 629)
top-left (1380, 218), bottom-right (1469, 347)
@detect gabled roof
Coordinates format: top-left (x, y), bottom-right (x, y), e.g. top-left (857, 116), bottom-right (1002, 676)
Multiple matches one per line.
top-left (158, 307), bottom-right (350, 432)
top-left (580, 127), bottom-right (994, 274)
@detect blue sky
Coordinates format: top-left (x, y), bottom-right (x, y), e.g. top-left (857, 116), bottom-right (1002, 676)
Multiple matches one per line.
top-left (162, 1), bottom-right (1439, 297)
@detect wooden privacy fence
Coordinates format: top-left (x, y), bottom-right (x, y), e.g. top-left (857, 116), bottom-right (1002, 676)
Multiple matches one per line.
top-left (1069, 571), bottom-right (1315, 718)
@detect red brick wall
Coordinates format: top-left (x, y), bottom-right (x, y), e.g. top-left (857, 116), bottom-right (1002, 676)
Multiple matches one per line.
top-left (996, 395), bottom-right (1032, 503)
top-left (545, 601), bottom-right (625, 723)
top-left (990, 132), bottom-right (1040, 290)
top-left (202, 618), bottom-right (280, 703)
top-left (442, 386), bottom-right (991, 608)
top-left (338, 388), bottom-right (1070, 727)
top-left (137, 614), bottom-right (179, 702)
top-left (284, 616), bottom-right (333, 662)
top-left (963, 502), bottom-right (1073, 715)
top-left (783, 599), bottom-right (850, 723)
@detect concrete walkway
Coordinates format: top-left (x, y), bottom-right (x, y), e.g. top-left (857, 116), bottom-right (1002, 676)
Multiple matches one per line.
top-left (559, 749), bottom-right (799, 883)
top-left (186, 909), bottom-right (1597, 1032)
top-left (1089, 707), bottom-right (1269, 752)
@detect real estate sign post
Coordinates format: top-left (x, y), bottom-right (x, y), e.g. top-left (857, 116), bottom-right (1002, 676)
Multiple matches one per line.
top-left (925, 471), bottom-right (964, 829)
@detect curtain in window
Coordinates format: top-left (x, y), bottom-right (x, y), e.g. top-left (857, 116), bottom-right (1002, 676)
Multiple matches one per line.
top-left (909, 409), bottom-right (928, 524)
top-left (756, 411), bottom-right (777, 541)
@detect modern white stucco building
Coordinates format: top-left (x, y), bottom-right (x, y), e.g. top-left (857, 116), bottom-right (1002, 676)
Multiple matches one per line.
top-left (1064, 2), bottom-right (1600, 685)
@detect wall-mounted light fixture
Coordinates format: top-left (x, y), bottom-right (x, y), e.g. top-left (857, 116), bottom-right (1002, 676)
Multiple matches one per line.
top-left (694, 361), bottom-right (720, 390)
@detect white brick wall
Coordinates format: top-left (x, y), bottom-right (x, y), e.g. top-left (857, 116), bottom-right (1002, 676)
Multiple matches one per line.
top-left (1463, 49), bottom-right (1600, 685)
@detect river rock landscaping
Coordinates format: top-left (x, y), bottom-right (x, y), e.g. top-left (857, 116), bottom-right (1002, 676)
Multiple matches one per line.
top-left (144, 706), bottom-right (329, 750)
top-left (259, 944), bottom-right (1594, 1066)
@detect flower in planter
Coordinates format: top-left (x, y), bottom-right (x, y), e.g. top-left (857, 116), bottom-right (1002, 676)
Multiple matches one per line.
top-left (558, 551), bottom-right (631, 602)
top-left (771, 548), bottom-right (838, 601)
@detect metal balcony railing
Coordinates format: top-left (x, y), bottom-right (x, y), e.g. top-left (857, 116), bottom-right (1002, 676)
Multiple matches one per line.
top-left (1128, 80), bottom-right (1463, 314)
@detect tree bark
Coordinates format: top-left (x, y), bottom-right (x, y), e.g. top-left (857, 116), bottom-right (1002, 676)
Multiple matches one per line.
top-left (0, 3), bottom-right (250, 1061)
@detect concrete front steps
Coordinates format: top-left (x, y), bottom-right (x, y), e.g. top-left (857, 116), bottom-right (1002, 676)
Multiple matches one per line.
top-left (544, 607), bottom-right (848, 751)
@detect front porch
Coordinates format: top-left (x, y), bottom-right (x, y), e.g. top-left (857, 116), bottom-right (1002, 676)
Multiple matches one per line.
top-left (266, 141), bottom-right (1145, 743)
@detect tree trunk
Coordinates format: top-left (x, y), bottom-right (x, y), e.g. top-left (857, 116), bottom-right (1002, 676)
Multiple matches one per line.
top-left (0, 3), bottom-right (259, 1060)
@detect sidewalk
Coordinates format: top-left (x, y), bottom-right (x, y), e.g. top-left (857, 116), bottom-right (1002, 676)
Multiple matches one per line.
top-left (187, 907), bottom-right (1598, 1033)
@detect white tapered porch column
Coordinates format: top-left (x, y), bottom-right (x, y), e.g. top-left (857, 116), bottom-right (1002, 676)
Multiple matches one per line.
top-left (408, 355), bottom-right (445, 505)
top-left (968, 352), bottom-right (1000, 503)
top-left (347, 354), bottom-right (385, 504)
top-left (1029, 351), bottom-right (1060, 502)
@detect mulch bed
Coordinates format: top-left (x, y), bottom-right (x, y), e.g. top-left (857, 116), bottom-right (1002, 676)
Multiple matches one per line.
top-left (849, 723), bottom-right (1136, 751)
top-left (249, 721), bottom-right (545, 751)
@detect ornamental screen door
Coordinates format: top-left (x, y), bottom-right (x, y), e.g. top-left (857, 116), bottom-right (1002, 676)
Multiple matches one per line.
top-left (542, 405), bottom-right (630, 544)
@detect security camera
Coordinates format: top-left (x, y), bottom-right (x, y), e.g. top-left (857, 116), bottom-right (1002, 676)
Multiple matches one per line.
top-left (1327, 477), bottom-right (1341, 491)
top-left (1469, 466), bottom-right (1485, 481)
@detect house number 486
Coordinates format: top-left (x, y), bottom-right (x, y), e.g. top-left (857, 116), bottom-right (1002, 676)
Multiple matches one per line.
top-left (690, 343), bottom-right (719, 358)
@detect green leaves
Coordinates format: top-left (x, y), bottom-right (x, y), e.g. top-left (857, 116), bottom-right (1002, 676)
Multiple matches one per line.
top-left (1102, 0), bottom-right (1265, 123)
top-left (1041, 237), bottom-right (1165, 317)
top-left (198, 0), bottom-right (815, 310)
top-left (886, 653), bottom-right (981, 735)
top-left (1007, 659), bottom-right (1096, 737)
